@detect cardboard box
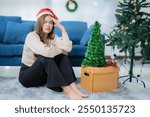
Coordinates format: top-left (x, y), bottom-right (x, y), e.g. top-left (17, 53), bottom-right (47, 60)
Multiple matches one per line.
top-left (81, 66), bottom-right (119, 93)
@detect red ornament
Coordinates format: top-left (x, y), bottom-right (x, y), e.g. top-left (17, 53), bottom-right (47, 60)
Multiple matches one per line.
top-left (106, 59), bottom-right (118, 67)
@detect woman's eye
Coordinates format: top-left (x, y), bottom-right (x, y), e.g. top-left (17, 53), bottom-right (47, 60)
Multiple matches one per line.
top-left (50, 22), bottom-right (53, 24)
top-left (44, 21), bottom-right (53, 25)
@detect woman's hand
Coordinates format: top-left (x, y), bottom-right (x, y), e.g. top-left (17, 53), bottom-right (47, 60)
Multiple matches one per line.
top-left (51, 17), bottom-right (66, 32)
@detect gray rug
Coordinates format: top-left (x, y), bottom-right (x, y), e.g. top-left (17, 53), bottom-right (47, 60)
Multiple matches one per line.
top-left (0, 76), bottom-right (147, 100)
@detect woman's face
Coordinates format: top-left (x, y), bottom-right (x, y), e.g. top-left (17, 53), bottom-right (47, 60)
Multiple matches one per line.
top-left (42, 15), bottom-right (54, 34)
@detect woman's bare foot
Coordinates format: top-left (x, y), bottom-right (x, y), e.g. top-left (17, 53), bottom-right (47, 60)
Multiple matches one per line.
top-left (62, 86), bottom-right (82, 100)
top-left (69, 83), bottom-right (88, 98)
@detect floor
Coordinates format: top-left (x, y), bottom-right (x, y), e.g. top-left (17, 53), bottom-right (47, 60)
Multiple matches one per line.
top-left (0, 59), bottom-right (150, 100)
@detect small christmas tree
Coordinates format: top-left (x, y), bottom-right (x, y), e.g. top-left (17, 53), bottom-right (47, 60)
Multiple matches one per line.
top-left (82, 21), bottom-right (106, 67)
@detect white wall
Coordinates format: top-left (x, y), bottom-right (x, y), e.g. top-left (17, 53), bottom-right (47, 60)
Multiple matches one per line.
top-left (0, 0), bottom-right (119, 34)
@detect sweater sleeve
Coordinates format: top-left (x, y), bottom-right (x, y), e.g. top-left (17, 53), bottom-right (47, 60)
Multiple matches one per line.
top-left (54, 31), bottom-right (72, 52)
top-left (26, 32), bottom-right (62, 58)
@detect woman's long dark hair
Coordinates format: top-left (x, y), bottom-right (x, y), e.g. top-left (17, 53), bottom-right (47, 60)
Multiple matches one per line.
top-left (34, 14), bottom-right (55, 57)
top-left (35, 14), bottom-right (55, 42)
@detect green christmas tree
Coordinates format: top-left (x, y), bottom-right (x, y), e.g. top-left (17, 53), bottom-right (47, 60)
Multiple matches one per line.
top-left (141, 12), bottom-right (150, 60)
top-left (107, 0), bottom-right (150, 83)
top-left (82, 21), bottom-right (106, 67)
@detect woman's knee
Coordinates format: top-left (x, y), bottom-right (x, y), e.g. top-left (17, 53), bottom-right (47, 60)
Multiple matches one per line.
top-left (37, 56), bottom-right (55, 65)
top-left (37, 56), bottom-right (47, 62)
top-left (61, 54), bottom-right (70, 62)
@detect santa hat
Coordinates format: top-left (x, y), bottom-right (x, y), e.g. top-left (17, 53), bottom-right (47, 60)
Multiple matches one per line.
top-left (36, 8), bottom-right (58, 20)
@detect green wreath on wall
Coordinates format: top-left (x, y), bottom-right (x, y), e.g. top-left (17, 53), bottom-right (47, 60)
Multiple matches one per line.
top-left (66, 0), bottom-right (78, 12)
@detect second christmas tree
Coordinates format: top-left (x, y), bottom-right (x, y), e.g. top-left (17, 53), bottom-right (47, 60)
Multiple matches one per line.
top-left (82, 21), bottom-right (106, 67)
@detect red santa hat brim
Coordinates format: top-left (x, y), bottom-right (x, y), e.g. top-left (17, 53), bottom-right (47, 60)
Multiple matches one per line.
top-left (36, 8), bottom-right (58, 20)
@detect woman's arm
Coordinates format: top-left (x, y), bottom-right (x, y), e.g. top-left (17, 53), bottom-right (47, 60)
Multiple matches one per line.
top-left (26, 32), bottom-right (62, 58)
top-left (51, 17), bottom-right (72, 52)
top-left (54, 34), bottom-right (72, 52)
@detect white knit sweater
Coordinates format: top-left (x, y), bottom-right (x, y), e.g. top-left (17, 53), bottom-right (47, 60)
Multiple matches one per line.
top-left (21, 31), bottom-right (72, 66)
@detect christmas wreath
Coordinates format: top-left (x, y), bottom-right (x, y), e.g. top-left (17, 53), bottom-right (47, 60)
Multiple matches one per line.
top-left (66, 0), bottom-right (78, 12)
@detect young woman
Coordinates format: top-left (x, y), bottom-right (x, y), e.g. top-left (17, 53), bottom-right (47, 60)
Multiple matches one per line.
top-left (19, 8), bottom-right (87, 100)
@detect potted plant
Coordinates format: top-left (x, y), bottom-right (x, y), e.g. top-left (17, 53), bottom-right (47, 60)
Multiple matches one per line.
top-left (81, 21), bottom-right (119, 93)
